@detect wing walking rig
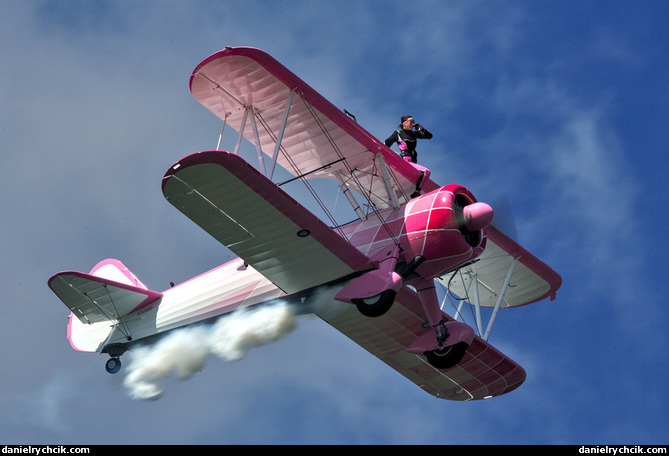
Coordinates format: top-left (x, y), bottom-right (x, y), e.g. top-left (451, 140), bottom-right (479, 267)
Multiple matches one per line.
top-left (48, 47), bottom-right (561, 400)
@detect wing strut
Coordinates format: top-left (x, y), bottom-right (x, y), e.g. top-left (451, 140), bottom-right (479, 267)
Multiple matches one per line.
top-left (233, 106), bottom-right (249, 156)
top-left (376, 153), bottom-right (400, 210)
top-left (230, 105), bottom-right (270, 177)
top-left (216, 112), bottom-right (229, 151)
top-left (335, 171), bottom-right (367, 221)
top-left (444, 276), bottom-right (482, 334)
top-left (440, 255), bottom-right (520, 341)
top-left (483, 257), bottom-right (519, 340)
top-left (269, 87), bottom-right (296, 180)
top-left (472, 274), bottom-right (484, 336)
top-left (197, 71), bottom-right (274, 178)
top-left (249, 108), bottom-right (268, 176)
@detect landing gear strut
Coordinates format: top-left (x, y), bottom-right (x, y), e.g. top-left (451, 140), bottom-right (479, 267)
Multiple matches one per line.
top-left (405, 280), bottom-right (474, 370)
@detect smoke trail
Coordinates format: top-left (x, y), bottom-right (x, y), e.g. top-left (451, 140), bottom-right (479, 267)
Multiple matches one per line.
top-left (122, 301), bottom-right (297, 400)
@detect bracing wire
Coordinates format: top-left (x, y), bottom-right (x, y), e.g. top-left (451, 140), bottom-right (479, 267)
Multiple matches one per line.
top-left (102, 284), bottom-right (132, 341)
top-left (254, 92), bottom-right (402, 245)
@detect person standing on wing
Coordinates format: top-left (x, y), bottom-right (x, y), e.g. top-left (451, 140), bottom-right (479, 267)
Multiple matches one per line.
top-left (385, 115), bottom-right (433, 198)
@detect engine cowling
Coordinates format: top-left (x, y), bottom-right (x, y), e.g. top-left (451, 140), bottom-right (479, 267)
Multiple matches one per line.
top-left (399, 184), bottom-right (492, 280)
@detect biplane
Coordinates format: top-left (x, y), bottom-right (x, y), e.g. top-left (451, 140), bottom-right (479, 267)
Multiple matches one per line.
top-left (48, 47), bottom-right (561, 400)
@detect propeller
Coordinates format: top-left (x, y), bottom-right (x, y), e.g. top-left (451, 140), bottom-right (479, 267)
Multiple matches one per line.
top-left (489, 195), bottom-right (519, 241)
top-left (453, 195), bottom-right (494, 247)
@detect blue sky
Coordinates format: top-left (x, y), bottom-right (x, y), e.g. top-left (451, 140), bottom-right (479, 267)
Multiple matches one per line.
top-left (1, 0), bottom-right (667, 445)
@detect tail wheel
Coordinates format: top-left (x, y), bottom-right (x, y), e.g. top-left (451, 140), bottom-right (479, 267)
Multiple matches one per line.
top-left (105, 357), bottom-right (122, 374)
top-left (352, 289), bottom-right (396, 317)
top-left (424, 342), bottom-right (468, 369)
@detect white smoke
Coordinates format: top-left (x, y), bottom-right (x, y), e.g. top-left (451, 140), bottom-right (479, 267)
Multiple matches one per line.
top-left (123, 301), bottom-right (297, 400)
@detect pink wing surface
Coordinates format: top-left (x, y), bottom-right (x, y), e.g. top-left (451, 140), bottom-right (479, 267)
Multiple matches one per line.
top-left (189, 46), bottom-right (437, 209)
top-left (317, 285), bottom-right (526, 400)
top-left (162, 151), bottom-right (371, 294)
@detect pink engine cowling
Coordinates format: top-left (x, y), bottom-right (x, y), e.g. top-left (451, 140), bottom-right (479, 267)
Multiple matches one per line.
top-left (399, 184), bottom-right (491, 280)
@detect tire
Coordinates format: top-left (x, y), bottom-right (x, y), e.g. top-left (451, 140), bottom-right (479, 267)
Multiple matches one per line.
top-left (352, 289), bottom-right (396, 317)
top-left (424, 342), bottom-right (468, 369)
top-left (105, 357), bottom-right (122, 374)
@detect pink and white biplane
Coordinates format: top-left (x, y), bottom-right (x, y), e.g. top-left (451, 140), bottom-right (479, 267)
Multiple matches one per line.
top-left (48, 47), bottom-right (561, 401)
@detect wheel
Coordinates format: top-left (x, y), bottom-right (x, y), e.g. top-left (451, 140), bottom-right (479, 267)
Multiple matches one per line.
top-left (352, 289), bottom-right (396, 317)
top-left (105, 357), bottom-right (122, 374)
top-left (424, 342), bottom-right (468, 369)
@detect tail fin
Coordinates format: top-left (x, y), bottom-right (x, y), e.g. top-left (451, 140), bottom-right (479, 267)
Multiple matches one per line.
top-left (89, 259), bottom-right (150, 290)
top-left (48, 259), bottom-right (161, 352)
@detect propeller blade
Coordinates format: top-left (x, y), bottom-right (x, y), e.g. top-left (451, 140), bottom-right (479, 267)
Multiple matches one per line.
top-left (490, 195), bottom-right (518, 241)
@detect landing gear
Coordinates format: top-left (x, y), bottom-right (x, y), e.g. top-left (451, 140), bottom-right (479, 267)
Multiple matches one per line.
top-left (352, 289), bottom-right (396, 317)
top-left (405, 291), bottom-right (475, 370)
top-left (424, 342), bottom-right (468, 369)
top-left (335, 245), bottom-right (402, 318)
top-left (105, 357), bottom-right (122, 374)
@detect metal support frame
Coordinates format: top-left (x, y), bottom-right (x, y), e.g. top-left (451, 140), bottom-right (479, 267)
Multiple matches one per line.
top-left (416, 281), bottom-right (443, 328)
top-left (200, 72), bottom-right (281, 179)
top-left (472, 274), bottom-right (484, 337)
top-left (249, 109), bottom-right (268, 176)
top-left (334, 171), bottom-right (367, 221)
top-left (269, 88), bottom-right (296, 180)
top-left (216, 114), bottom-right (228, 151)
top-left (482, 257), bottom-right (519, 341)
top-left (443, 278), bottom-right (467, 321)
top-left (448, 257), bottom-right (520, 341)
top-left (453, 299), bottom-right (465, 321)
top-left (231, 106), bottom-right (269, 177)
top-left (197, 72), bottom-right (245, 153)
top-left (233, 107), bottom-right (249, 156)
top-left (375, 153), bottom-right (400, 210)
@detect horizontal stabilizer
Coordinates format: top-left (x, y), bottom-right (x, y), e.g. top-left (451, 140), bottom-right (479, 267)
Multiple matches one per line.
top-left (48, 271), bottom-right (162, 324)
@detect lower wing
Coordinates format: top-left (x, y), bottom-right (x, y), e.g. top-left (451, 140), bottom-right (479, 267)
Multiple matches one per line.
top-left (316, 284), bottom-right (525, 401)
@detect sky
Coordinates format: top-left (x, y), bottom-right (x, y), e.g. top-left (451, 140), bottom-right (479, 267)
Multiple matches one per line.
top-left (1, 0), bottom-right (667, 445)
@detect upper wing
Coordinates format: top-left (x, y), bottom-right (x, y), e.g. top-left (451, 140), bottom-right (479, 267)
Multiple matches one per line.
top-left (162, 151), bottom-right (371, 294)
top-left (441, 224), bottom-right (562, 309)
top-left (48, 272), bottom-right (162, 324)
top-left (189, 46), bottom-right (438, 210)
top-left (316, 284), bottom-right (525, 401)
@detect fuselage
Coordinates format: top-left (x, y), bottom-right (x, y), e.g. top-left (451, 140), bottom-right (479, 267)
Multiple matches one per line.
top-left (86, 184), bottom-right (488, 355)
